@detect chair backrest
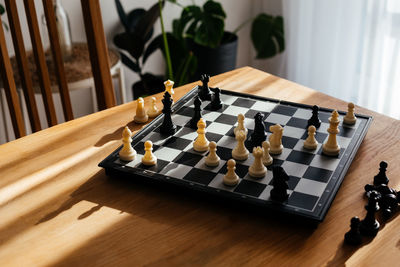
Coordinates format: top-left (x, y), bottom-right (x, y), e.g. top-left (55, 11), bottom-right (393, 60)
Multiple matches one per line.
top-left (0, 0), bottom-right (116, 139)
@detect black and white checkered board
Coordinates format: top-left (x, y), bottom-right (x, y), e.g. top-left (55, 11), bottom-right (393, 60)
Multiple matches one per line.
top-left (99, 86), bottom-right (372, 222)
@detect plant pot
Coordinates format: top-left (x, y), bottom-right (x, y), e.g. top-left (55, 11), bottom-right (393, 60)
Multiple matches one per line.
top-left (190, 32), bottom-right (238, 79)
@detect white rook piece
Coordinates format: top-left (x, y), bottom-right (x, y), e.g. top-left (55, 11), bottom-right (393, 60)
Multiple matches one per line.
top-left (147, 97), bottom-right (160, 118)
top-left (223, 159), bottom-right (239, 186)
top-left (343, 102), bottom-right (357, 125)
top-left (234, 113), bottom-right (247, 136)
top-left (232, 130), bottom-right (249, 161)
top-left (119, 126), bottom-right (136, 161)
top-left (322, 110), bottom-right (341, 156)
top-left (249, 146), bottom-right (267, 178)
top-left (269, 124), bottom-right (284, 155)
top-left (134, 97), bottom-right (149, 123)
top-left (262, 141), bottom-right (273, 166)
top-left (193, 118), bottom-right (209, 152)
top-left (205, 141), bottom-right (220, 167)
top-left (303, 125), bottom-right (318, 150)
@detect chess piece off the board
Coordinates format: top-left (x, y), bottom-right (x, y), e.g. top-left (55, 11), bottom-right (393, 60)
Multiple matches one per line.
top-left (343, 102), bottom-right (357, 125)
top-left (160, 91), bottom-right (177, 136)
top-left (270, 166), bottom-right (289, 201)
top-left (250, 112), bottom-right (266, 147)
top-left (249, 146), bottom-right (267, 178)
top-left (307, 105), bottom-right (321, 128)
top-left (193, 118), bottom-right (209, 152)
top-left (119, 126), bottom-right (136, 161)
top-left (134, 97), bottom-right (148, 123)
top-left (303, 125), bottom-right (318, 150)
top-left (262, 141), bottom-right (273, 166)
top-left (223, 159), bottom-right (239, 186)
top-left (205, 141), bottom-right (220, 167)
top-left (359, 191), bottom-right (380, 237)
top-left (190, 96), bottom-right (203, 129)
top-left (142, 140), bottom-right (157, 166)
top-left (269, 124), bottom-right (283, 155)
top-left (373, 161), bottom-right (389, 186)
top-left (234, 113), bottom-right (248, 136)
top-left (147, 97), bottom-right (160, 118)
top-left (232, 130), bottom-right (249, 161)
top-left (322, 110), bottom-right (340, 156)
top-left (344, 217), bottom-right (362, 245)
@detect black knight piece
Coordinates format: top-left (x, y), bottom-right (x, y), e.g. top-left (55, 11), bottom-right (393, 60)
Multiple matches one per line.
top-left (307, 105), bottom-right (321, 128)
top-left (160, 91), bottom-right (177, 135)
top-left (270, 166), bottom-right (289, 201)
top-left (210, 87), bottom-right (223, 110)
top-left (344, 216), bottom-right (362, 245)
top-left (373, 161), bottom-right (389, 186)
top-left (365, 183), bottom-right (398, 219)
top-left (199, 74), bottom-right (212, 101)
top-left (359, 191), bottom-right (380, 237)
top-left (190, 96), bottom-right (203, 129)
top-left (250, 112), bottom-right (266, 147)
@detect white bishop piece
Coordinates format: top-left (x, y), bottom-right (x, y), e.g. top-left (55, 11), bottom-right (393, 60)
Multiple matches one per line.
top-left (234, 113), bottom-right (247, 136)
top-left (119, 126), bottom-right (136, 161)
top-left (193, 118), bottom-right (209, 152)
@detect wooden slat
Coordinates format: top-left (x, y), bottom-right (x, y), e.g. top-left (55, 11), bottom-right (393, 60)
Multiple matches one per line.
top-left (80, 0), bottom-right (116, 110)
top-left (0, 14), bottom-right (26, 138)
top-left (5, 0), bottom-right (41, 132)
top-left (42, 0), bottom-right (73, 122)
top-left (23, 0), bottom-right (57, 126)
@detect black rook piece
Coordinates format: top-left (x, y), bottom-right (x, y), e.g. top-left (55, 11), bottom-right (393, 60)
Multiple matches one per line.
top-left (359, 191), bottom-right (380, 237)
top-left (190, 96), bottom-right (203, 129)
top-left (270, 166), bottom-right (289, 201)
top-left (250, 112), bottom-right (266, 147)
top-left (210, 87), bottom-right (223, 110)
top-left (344, 217), bottom-right (362, 245)
top-left (373, 161), bottom-right (389, 186)
top-left (199, 74), bottom-right (212, 101)
top-left (307, 105), bottom-right (321, 128)
top-left (160, 91), bottom-right (177, 135)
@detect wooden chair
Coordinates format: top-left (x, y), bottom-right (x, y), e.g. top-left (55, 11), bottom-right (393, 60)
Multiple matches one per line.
top-left (0, 0), bottom-right (116, 139)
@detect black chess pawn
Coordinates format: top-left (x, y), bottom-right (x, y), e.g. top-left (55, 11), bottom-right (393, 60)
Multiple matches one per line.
top-left (270, 166), bottom-right (289, 201)
top-left (199, 74), bottom-right (212, 101)
top-left (373, 161), bottom-right (389, 186)
top-left (250, 112), bottom-right (266, 147)
top-left (344, 216), bottom-right (362, 245)
top-left (307, 105), bottom-right (321, 128)
top-left (210, 87), bottom-right (223, 110)
top-left (190, 96), bottom-right (202, 129)
top-left (160, 91), bottom-right (177, 135)
top-left (380, 193), bottom-right (398, 219)
top-left (359, 191), bottom-right (381, 237)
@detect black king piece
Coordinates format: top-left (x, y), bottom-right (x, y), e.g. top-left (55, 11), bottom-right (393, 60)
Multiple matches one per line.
top-left (160, 91), bottom-right (177, 136)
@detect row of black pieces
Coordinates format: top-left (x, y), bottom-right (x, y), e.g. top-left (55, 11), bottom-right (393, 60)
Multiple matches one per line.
top-left (345, 161), bottom-right (399, 245)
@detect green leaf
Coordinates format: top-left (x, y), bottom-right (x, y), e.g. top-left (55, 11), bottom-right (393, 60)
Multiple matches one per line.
top-left (203, 0), bottom-right (226, 19)
top-left (114, 0), bottom-right (128, 31)
top-left (113, 32), bottom-right (144, 60)
top-left (251, 14), bottom-right (285, 59)
top-left (133, 1), bottom-right (164, 42)
top-left (194, 17), bottom-right (224, 48)
top-left (142, 34), bottom-right (163, 64)
top-left (119, 52), bottom-right (140, 73)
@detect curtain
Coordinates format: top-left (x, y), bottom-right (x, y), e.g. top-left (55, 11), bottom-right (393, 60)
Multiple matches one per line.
top-left (252, 0), bottom-right (400, 119)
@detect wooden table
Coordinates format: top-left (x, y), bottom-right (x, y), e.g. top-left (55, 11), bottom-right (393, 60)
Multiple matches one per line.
top-left (1, 67), bottom-right (399, 266)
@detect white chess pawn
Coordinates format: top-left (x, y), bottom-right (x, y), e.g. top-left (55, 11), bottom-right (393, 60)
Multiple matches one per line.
top-left (223, 159), bottom-right (239, 186)
top-left (262, 141), bottom-right (273, 166)
top-left (249, 146), bottom-right (267, 178)
top-left (147, 97), bottom-right (160, 118)
top-left (193, 118), bottom-right (209, 152)
top-left (303, 125), bottom-right (318, 150)
top-left (232, 130), bottom-right (249, 161)
top-left (269, 124), bottom-right (284, 155)
top-left (343, 102), bottom-right (357, 125)
top-left (234, 113), bottom-right (248, 136)
top-left (119, 126), bottom-right (136, 161)
top-left (322, 110), bottom-right (341, 156)
top-left (134, 97), bottom-right (149, 123)
top-left (205, 141), bottom-right (220, 167)
top-left (142, 140), bottom-right (157, 166)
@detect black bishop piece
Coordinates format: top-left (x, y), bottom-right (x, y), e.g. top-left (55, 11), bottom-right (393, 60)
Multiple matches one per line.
top-left (190, 96), bottom-right (202, 129)
top-left (307, 105), bottom-right (321, 128)
top-left (160, 91), bottom-right (176, 136)
top-left (199, 74), bottom-right (212, 101)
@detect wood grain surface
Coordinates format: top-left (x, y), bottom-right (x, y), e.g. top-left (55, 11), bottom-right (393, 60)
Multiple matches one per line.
top-left (0, 67), bottom-right (399, 266)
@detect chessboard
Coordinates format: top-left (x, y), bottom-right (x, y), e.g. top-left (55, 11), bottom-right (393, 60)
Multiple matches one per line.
top-left (99, 86), bottom-right (372, 222)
